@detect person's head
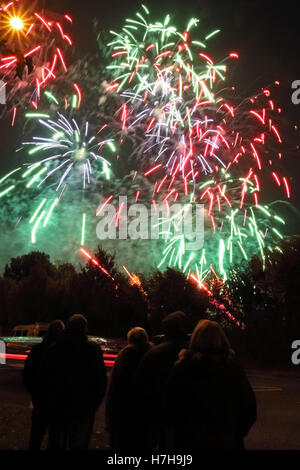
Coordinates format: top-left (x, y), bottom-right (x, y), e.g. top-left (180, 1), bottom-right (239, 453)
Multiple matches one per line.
top-left (44, 320), bottom-right (64, 344)
top-left (162, 311), bottom-right (187, 341)
top-left (65, 314), bottom-right (88, 340)
top-left (189, 319), bottom-right (232, 356)
top-left (127, 327), bottom-right (149, 348)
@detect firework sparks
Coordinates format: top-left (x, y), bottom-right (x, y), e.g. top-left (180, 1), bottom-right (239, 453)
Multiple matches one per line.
top-left (0, 1), bottom-right (73, 120)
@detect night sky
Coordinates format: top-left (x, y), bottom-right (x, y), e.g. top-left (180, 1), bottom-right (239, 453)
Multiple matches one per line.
top-left (1, 0), bottom-right (300, 211)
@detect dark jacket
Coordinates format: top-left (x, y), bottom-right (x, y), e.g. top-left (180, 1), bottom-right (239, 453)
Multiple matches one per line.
top-left (134, 337), bottom-right (188, 449)
top-left (23, 340), bottom-right (56, 407)
top-left (164, 350), bottom-right (257, 450)
top-left (42, 333), bottom-right (107, 422)
top-left (106, 342), bottom-right (152, 449)
top-left (135, 338), bottom-right (188, 415)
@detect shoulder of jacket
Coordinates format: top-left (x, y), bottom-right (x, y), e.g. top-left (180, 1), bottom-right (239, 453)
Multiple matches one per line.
top-left (87, 340), bottom-right (104, 355)
top-left (120, 345), bottom-right (135, 357)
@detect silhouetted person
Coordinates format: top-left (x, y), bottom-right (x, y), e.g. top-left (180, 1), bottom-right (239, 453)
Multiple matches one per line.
top-left (25, 56), bottom-right (33, 74)
top-left (43, 314), bottom-right (107, 450)
top-left (134, 311), bottom-right (189, 449)
top-left (164, 320), bottom-right (257, 450)
top-left (13, 49), bottom-right (34, 80)
top-left (106, 327), bottom-right (152, 450)
top-left (22, 320), bottom-right (65, 450)
top-left (14, 50), bottom-right (26, 80)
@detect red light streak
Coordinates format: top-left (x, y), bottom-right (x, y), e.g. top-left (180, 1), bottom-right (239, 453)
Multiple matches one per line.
top-left (121, 104), bottom-right (128, 129)
top-left (272, 172), bottom-right (281, 186)
top-left (79, 247), bottom-right (115, 281)
top-left (112, 51), bottom-right (128, 57)
top-left (250, 110), bottom-right (265, 125)
top-left (57, 48), bottom-right (67, 72)
top-left (63, 35), bottom-right (72, 45)
top-left (145, 43), bottom-right (155, 51)
top-left (3, 2), bottom-right (13, 12)
top-left (11, 106), bottom-right (17, 126)
top-left (24, 46), bottom-right (41, 58)
top-left (115, 201), bottom-right (125, 227)
top-left (73, 83), bottom-right (82, 108)
top-left (0, 353), bottom-right (116, 367)
top-left (199, 53), bottom-right (213, 64)
top-left (156, 175), bottom-right (168, 193)
top-left (271, 125), bottom-right (282, 143)
top-left (283, 177), bottom-right (290, 198)
top-left (35, 13), bottom-right (52, 32)
top-left (250, 143), bottom-right (262, 170)
top-left (96, 195), bottom-right (114, 216)
top-left (106, 82), bottom-right (119, 92)
top-left (26, 23), bottom-right (34, 36)
top-left (189, 274), bottom-right (242, 327)
top-left (144, 164), bottom-right (162, 176)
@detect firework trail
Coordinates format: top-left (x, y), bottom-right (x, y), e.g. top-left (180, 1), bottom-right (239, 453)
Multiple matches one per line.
top-left (0, 90), bottom-right (116, 244)
top-left (104, 5), bottom-right (291, 281)
top-left (0, 4), bottom-right (294, 289)
top-left (0, 0), bottom-right (73, 122)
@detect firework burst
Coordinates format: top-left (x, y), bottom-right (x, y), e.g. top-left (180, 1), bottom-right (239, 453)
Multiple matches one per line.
top-left (0, 1), bottom-right (73, 122)
top-left (105, 5), bottom-right (291, 280)
top-left (0, 90), bottom-right (116, 245)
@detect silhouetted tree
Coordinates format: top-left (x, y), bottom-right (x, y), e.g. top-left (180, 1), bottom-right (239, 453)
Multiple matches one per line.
top-left (0, 240), bottom-right (299, 365)
top-left (146, 268), bottom-right (209, 333)
top-left (4, 252), bottom-right (56, 281)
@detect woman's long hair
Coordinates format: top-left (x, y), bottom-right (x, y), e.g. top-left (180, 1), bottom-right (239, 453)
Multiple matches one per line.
top-left (180, 320), bottom-right (234, 361)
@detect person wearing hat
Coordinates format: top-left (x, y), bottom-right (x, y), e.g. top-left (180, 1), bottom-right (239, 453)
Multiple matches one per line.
top-left (134, 311), bottom-right (189, 450)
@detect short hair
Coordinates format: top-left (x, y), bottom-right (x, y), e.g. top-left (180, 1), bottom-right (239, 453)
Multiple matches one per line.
top-left (190, 320), bottom-right (231, 354)
top-left (127, 327), bottom-right (149, 346)
top-left (162, 311), bottom-right (187, 339)
top-left (66, 314), bottom-right (88, 337)
top-left (45, 320), bottom-right (64, 342)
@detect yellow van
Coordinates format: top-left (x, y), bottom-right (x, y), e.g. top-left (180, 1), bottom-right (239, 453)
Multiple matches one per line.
top-left (11, 323), bottom-right (50, 338)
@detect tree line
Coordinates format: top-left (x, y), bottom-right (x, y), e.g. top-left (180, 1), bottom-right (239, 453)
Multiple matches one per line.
top-left (1, 236), bottom-right (300, 364)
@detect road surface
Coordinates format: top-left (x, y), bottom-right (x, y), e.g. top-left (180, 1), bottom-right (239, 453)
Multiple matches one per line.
top-left (0, 363), bottom-right (299, 450)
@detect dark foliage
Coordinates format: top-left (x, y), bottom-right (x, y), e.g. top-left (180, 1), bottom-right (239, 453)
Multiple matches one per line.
top-left (146, 268), bottom-right (209, 333)
top-left (211, 236), bottom-right (300, 364)
top-left (0, 238), bottom-right (299, 365)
